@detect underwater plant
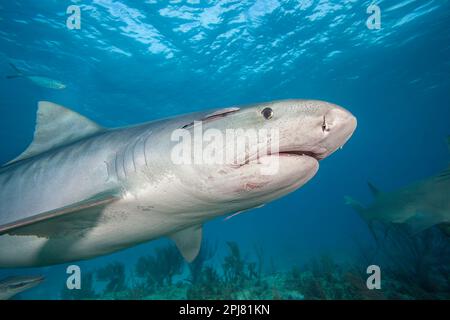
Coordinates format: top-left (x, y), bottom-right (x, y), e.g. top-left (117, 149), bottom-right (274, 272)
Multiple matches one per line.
top-left (282, 254), bottom-right (387, 300)
top-left (96, 261), bottom-right (127, 295)
top-left (375, 225), bottom-right (450, 298)
top-left (188, 240), bottom-right (217, 285)
top-left (187, 265), bottom-right (223, 299)
top-left (187, 241), bottom-right (272, 299)
top-left (253, 243), bottom-right (265, 282)
top-left (268, 256), bottom-right (277, 275)
top-left (60, 272), bottom-right (98, 300)
top-left (349, 222), bottom-right (450, 299)
top-left (122, 275), bottom-right (150, 300)
top-left (247, 262), bottom-right (258, 280)
top-left (220, 241), bottom-right (273, 299)
top-left (300, 273), bottom-right (327, 299)
top-left (93, 234), bottom-right (449, 300)
top-left (308, 255), bottom-right (337, 283)
top-left (343, 272), bottom-right (385, 300)
top-left (136, 244), bottom-right (184, 289)
top-left (222, 241), bottom-right (247, 284)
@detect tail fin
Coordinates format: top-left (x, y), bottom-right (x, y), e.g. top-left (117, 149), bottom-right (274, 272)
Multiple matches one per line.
top-left (6, 62), bottom-right (23, 79)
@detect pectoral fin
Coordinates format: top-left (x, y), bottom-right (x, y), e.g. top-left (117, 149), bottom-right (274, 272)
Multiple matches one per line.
top-left (169, 225), bottom-right (202, 262)
top-left (0, 191), bottom-right (119, 238)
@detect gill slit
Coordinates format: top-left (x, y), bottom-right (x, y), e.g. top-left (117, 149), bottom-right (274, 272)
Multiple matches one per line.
top-left (143, 131), bottom-right (152, 167)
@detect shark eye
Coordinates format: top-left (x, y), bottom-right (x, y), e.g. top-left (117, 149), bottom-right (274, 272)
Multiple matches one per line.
top-left (261, 108), bottom-right (273, 120)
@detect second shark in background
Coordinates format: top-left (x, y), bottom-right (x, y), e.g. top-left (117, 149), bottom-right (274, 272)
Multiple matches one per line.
top-left (346, 137), bottom-right (450, 237)
top-left (0, 275), bottom-right (44, 300)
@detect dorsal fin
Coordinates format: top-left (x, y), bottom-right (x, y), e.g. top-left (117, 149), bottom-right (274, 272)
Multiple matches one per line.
top-left (5, 101), bottom-right (104, 165)
top-left (367, 181), bottom-right (382, 197)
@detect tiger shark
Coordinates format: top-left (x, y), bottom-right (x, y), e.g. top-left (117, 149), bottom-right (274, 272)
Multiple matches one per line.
top-left (346, 137), bottom-right (450, 236)
top-left (0, 99), bottom-right (356, 267)
top-left (0, 275), bottom-right (44, 300)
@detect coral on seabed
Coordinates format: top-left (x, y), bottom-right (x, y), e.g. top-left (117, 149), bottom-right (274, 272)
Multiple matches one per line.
top-left (188, 240), bottom-right (217, 285)
top-left (135, 244), bottom-right (184, 289)
top-left (96, 261), bottom-right (127, 296)
top-left (357, 223), bottom-right (450, 299)
top-left (222, 241), bottom-right (246, 284)
top-left (60, 272), bottom-right (98, 300)
top-left (57, 229), bottom-right (450, 300)
top-left (187, 241), bottom-right (273, 299)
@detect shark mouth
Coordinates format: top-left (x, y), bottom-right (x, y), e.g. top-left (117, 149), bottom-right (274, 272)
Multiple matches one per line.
top-left (276, 150), bottom-right (324, 160)
top-left (235, 148), bottom-right (325, 168)
top-left (9, 276), bottom-right (45, 290)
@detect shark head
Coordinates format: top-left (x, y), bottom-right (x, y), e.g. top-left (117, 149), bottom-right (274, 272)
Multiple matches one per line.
top-left (0, 275), bottom-right (44, 300)
top-left (170, 99), bottom-right (357, 214)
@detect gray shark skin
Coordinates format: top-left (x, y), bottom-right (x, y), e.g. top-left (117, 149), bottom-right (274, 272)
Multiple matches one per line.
top-left (0, 275), bottom-right (44, 300)
top-left (346, 137), bottom-right (450, 236)
top-left (0, 99), bottom-right (356, 268)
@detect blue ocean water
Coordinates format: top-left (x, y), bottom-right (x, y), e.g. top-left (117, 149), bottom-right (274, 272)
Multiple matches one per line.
top-left (0, 0), bottom-right (449, 299)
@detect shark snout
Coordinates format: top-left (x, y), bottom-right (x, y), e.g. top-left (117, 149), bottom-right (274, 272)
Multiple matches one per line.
top-left (321, 106), bottom-right (357, 158)
top-left (329, 107), bottom-right (357, 136)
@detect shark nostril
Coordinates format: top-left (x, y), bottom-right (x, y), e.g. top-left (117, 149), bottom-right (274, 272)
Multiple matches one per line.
top-left (322, 116), bottom-right (330, 132)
